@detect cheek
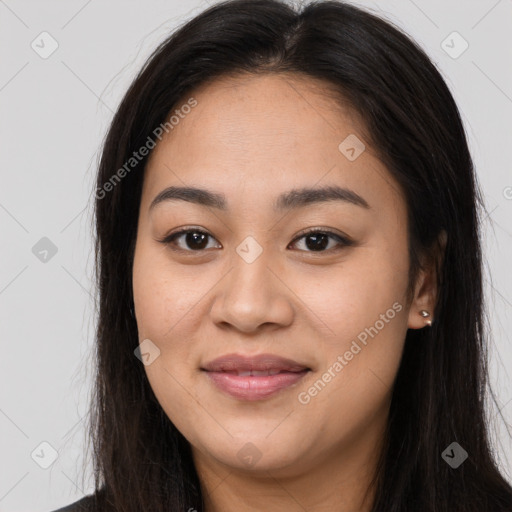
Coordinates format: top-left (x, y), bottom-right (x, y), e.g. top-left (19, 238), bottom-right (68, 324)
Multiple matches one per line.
top-left (294, 240), bottom-right (409, 407)
top-left (292, 240), bottom-right (409, 343)
top-left (132, 239), bottom-right (211, 387)
top-left (293, 292), bottom-right (407, 448)
top-left (132, 243), bottom-right (209, 441)
top-left (132, 241), bottom-right (200, 339)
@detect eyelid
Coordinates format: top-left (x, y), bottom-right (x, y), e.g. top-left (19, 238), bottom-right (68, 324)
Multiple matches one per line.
top-left (290, 227), bottom-right (353, 246)
top-left (158, 226), bottom-right (354, 253)
top-left (157, 226), bottom-right (221, 252)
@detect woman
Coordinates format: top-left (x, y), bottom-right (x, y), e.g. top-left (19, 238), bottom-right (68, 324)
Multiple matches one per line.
top-left (53, 0), bottom-right (512, 510)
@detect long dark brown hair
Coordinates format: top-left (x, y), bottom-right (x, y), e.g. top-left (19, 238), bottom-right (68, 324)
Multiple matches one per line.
top-left (84, 0), bottom-right (512, 510)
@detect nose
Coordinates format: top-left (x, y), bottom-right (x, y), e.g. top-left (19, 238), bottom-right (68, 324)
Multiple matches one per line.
top-left (208, 245), bottom-right (294, 333)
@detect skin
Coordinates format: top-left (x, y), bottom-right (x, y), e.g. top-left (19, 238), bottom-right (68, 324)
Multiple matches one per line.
top-left (132, 73), bottom-right (440, 512)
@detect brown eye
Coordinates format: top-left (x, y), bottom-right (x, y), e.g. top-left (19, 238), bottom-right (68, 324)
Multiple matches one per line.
top-left (288, 229), bottom-right (353, 253)
top-left (160, 229), bottom-right (221, 252)
top-left (159, 227), bottom-right (353, 254)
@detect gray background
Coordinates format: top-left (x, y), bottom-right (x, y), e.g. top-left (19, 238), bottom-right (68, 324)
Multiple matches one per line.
top-left (1, 0), bottom-right (511, 510)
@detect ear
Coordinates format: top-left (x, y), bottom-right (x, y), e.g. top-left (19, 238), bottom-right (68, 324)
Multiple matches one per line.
top-left (407, 230), bottom-right (447, 329)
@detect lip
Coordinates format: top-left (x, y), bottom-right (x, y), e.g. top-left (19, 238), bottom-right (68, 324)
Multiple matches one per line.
top-left (202, 353), bottom-right (310, 373)
top-left (201, 353), bottom-right (311, 401)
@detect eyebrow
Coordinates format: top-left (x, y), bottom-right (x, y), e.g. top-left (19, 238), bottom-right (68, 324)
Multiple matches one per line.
top-left (149, 184), bottom-right (371, 213)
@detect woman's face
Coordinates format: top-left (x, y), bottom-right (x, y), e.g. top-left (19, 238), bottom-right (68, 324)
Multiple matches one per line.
top-left (132, 73), bottom-right (430, 477)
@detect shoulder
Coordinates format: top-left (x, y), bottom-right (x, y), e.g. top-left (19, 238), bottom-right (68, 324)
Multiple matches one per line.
top-left (49, 493), bottom-right (98, 512)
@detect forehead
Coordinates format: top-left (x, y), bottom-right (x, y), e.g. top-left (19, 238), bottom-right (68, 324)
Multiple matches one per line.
top-left (142, 73), bottom-right (404, 216)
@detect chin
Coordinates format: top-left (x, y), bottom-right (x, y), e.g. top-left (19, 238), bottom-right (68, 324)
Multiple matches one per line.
top-left (197, 434), bottom-right (307, 475)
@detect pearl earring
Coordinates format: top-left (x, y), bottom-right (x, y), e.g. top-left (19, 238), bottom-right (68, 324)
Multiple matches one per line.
top-left (420, 309), bottom-right (432, 326)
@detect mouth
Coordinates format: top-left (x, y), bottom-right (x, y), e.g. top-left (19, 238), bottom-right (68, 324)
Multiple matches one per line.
top-left (201, 352), bottom-right (311, 373)
top-left (201, 353), bottom-right (311, 401)
top-left (212, 369), bottom-right (302, 376)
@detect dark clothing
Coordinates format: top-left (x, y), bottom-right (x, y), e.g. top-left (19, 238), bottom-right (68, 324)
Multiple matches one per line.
top-left (51, 494), bottom-right (97, 512)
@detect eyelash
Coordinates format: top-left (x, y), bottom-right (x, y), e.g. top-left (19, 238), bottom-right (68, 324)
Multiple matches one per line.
top-left (158, 227), bottom-right (353, 254)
